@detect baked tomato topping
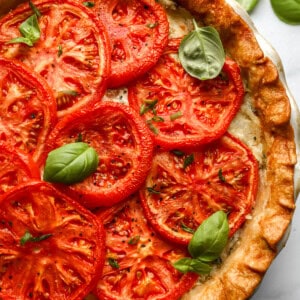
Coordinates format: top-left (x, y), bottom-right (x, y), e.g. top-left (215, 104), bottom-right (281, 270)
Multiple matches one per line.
top-left (0, 0), bottom-right (110, 118)
top-left (140, 133), bottom-right (259, 245)
top-left (0, 142), bottom-right (39, 195)
top-left (40, 102), bottom-right (153, 208)
top-left (95, 194), bottom-right (198, 300)
top-left (128, 39), bottom-right (245, 149)
top-left (95, 0), bottom-right (169, 87)
top-left (0, 57), bottom-right (56, 162)
top-left (0, 181), bottom-right (105, 300)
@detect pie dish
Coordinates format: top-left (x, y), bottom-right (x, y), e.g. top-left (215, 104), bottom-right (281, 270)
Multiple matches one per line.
top-left (0, 0), bottom-right (298, 299)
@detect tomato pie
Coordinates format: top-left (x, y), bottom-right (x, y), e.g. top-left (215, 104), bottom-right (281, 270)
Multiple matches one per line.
top-left (0, 0), bottom-right (297, 299)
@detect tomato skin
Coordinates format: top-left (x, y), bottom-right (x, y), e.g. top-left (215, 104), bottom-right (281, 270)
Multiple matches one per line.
top-left (95, 0), bottom-right (169, 88)
top-left (0, 141), bottom-right (40, 195)
top-left (0, 181), bottom-right (106, 300)
top-left (95, 194), bottom-right (198, 300)
top-left (0, 57), bottom-right (57, 162)
top-left (140, 133), bottom-right (259, 245)
top-left (40, 102), bottom-right (154, 208)
top-left (128, 40), bottom-right (245, 149)
top-left (0, 0), bottom-right (111, 119)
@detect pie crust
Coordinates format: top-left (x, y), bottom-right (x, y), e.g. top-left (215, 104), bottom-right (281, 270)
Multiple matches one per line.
top-left (175, 0), bottom-right (297, 299)
top-left (0, 1), bottom-right (297, 299)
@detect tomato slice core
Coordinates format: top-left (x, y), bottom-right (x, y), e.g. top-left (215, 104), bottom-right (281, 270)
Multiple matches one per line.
top-left (140, 133), bottom-right (259, 245)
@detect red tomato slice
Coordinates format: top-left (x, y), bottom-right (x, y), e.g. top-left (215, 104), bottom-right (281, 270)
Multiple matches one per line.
top-left (0, 0), bottom-right (110, 118)
top-left (41, 102), bottom-right (154, 208)
top-left (0, 57), bottom-right (57, 162)
top-left (95, 194), bottom-right (198, 300)
top-left (0, 142), bottom-right (39, 195)
top-left (128, 39), bottom-right (245, 149)
top-left (140, 133), bottom-right (259, 245)
top-left (0, 181), bottom-right (105, 299)
top-left (95, 0), bottom-right (169, 88)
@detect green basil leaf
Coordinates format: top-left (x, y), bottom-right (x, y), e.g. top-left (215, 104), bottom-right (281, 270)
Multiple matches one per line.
top-left (183, 154), bottom-right (194, 169)
top-left (147, 186), bottom-right (161, 194)
top-left (235, 0), bottom-right (259, 12)
top-left (43, 142), bottom-right (99, 184)
top-left (188, 211), bottom-right (229, 261)
top-left (58, 45), bottom-right (63, 57)
top-left (173, 257), bottom-right (212, 275)
top-left (271, 0), bottom-right (300, 24)
top-left (128, 235), bottom-right (140, 245)
top-left (171, 149), bottom-right (185, 157)
top-left (181, 222), bottom-right (195, 234)
top-left (179, 21), bottom-right (225, 80)
top-left (7, 14), bottom-right (40, 46)
top-left (20, 230), bottom-right (52, 246)
top-left (218, 169), bottom-right (226, 183)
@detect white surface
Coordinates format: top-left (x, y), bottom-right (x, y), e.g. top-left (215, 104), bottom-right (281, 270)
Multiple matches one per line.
top-left (248, 1), bottom-right (300, 300)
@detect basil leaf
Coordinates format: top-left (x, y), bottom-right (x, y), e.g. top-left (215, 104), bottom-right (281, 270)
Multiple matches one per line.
top-left (271, 0), bottom-right (300, 24)
top-left (58, 45), bottom-right (63, 57)
top-left (173, 257), bottom-right (212, 275)
top-left (170, 111), bottom-right (183, 121)
top-left (188, 211), bottom-right (229, 262)
top-left (179, 21), bottom-right (225, 80)
top-left (147, 187), bottom-right (161, 194)
top-left (218, 169), bottom-right (226, 183)
top-left (20, 230), bottom-right (52, 246)
top-left (7, 14), bottom-right (40, 46)
top-left (171, 149), bottom-right (185, 157)
top-left (128, 236), bottom-right (140, 245)
top-left (181, 222), bottom-right (195, 234)
top-left (43, 142), bottom-right (99, 185)
top-left (235, 0), bottom-right (259, 12)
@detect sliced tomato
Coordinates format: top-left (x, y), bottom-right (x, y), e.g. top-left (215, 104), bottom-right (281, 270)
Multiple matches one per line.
top-left (0, 0), bottom-right (110, 118)
top-left (95, 194), bottom-right (198, 300)
top-left (95, 0), bottom-right (169, 88)
top-left (40, 102), bottom-right (153, 208)
top-left (0, 142), bottom-right (40, 195)
top-left (0, 181), bottom-right (105, 299)
top-left (128, 39), bottom-right (245, 149)
top-left (0, 57), bottom-right (57, 162)
top-left (140, 133), bottom-right (259, 245)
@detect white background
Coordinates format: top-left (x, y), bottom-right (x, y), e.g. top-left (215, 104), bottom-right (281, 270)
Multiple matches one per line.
top-left (247, 1), bottom-right (300, 299)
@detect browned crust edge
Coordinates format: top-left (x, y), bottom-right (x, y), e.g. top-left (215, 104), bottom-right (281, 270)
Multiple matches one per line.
top-left (177, 0), bottom-right (296, 299)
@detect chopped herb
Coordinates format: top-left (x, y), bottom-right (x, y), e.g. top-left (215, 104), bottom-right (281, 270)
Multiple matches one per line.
top-left (83, 1), bottom-right (95, 7)
top-left (140, 99), bottom-right (158, 115)
top-left (58, 45), bottom-right (63, 57)
top-left (108, 257), bottom-right (120, 269)
top-left (146, 120), bottom-right (159, 135)
top-left (20, 230), bottom-right (52, 246)
top-left (29, 0), bottom-right (42, 17)
top-left (183, 154), bottom-right (194, 169)
top-left (181, 223), bottom-right (195, 234)
top-left (218, 169), bottom-right (226, 182)
top-left (147, 22), bottom-right (158, 29)
top-left (171, 149), bottom-right (185, 157)
top-left (128, 235), bottom-right (140, 245)
top-left (170, 111), bottom-right (183, 121)
top-left (152, 116), bottom-right (164, 122)
top-left (147, 186), bottom-right (161, 194)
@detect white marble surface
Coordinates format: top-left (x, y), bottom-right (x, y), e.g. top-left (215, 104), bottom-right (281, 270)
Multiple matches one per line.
top-left (245, 1), bottom-right (300, 299)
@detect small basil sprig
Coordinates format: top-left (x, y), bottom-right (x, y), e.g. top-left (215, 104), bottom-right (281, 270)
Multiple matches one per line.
top-left (235, 0), bottom-right (259, 12)
top-left (7, 2), bottom-right (41, 47)
top-left (43, 142), bottom-right (99, 185)
top-left (179, 20), bottom-right (225, 80)
top-left (271, 0), bottom-right (300, 24)
top-left (173, 211), bottom-right (229, 275)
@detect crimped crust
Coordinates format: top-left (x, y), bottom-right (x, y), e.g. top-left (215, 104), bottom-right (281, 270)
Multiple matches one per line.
top-left (176, 0), bottom-right (296, 299)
